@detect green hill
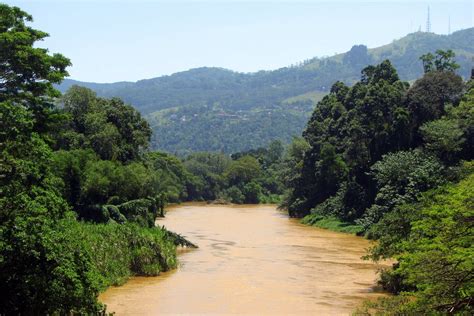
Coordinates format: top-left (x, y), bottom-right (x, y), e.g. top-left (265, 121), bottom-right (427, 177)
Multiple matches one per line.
top-left (58, 28), bottom-right (474, 154)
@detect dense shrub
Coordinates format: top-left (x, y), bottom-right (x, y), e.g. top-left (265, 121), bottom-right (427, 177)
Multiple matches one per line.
top-left (358, 150), bottom-right (446, 230)
top-left (222, 186), bottom-right (245, 204)
top-left (365, 167), bottom-right (474, 314)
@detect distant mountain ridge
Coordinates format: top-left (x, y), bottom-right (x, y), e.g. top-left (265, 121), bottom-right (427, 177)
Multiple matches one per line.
top-left (58, 28), bottom-right (474, 154)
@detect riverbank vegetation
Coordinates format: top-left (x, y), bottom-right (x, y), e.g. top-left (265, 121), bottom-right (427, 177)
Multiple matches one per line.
top-left (357, 167), bottom-right (473, 314)
top-left (283, 50), bottom-right (473, 313)
top-left (0, 5), bottom-right (179, 314)
top-left (182, 141), bottom-right (285, 204)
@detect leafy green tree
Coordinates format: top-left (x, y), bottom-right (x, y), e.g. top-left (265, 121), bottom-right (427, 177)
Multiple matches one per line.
top-left (364, 171), bottom-right (474, 314)
top-left (286, 60), bottom-right (409, 217)
top-left (222, 186), bottom-right (245, 204)
top-left (447, 80), bottom-right (474, 160)
top-left (0, 5), bottom-right (70, 133)
top-left (265, 140), bottom-right (284, 166)
top-left (242, 181), bottom-right (263, 204)
top-left (407, 66), bottom-right (464, 135)
top-left (62, 86), bottom-right (97, 133)
top-left (85, 111), bottom-right (122, 160)
top-left (318, 143), bottom-right (348, 192)
top-left (419, 52), bottom-right (435, 73)
top-left (53, 149), bottom-right (98, 210)
top-left (183, 152), bottom-right (231, 200)
top-left (394, 175), bottom-right (473, 314)
top-left (59, 86), bottom-right (152, 162)
top-left (420, 49), bottom-right (460, 74)
top-left (0, 5), bottom-right (106, 313)
top-left (0, 103), bottom-right (103, 314)
top-left (225, 155), bottom-right (261, 186)
top-left (360, 150), bottom-right (446, 231)
top-left (279, 137), bottom-right (310, 209)
top-left (310, 180), bottom-right (368, 222)
top-left (145, 151), bottom-right (194, 202)
top-left (420, 119), bottom-right (465, 163)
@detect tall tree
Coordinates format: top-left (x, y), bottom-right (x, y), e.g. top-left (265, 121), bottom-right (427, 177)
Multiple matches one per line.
top-left (0, 5), bottom-right (70, 133)
top-left (59, 86), bottom-right (152, 162)
top-left (286, 60), bottom-right (409, 217)
top-left (0, 5), bottom-right (103, 313)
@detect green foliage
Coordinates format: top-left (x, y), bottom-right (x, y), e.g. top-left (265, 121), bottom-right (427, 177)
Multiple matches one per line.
top-left (0, 5), bottom-right (107, 312)
top-left (222, 186), bottom-right (245, 204)
top-left (284, 58), bottom-right (472, 315)
top-left (301, 214), bottom-right (363, 235)
top-left (52, 149), bottom-right (187, 222)
top-left (150, 104), bottom-right (311, 155)
top-left (58, 86), bottom-right (152, 162)
top-left (310, 181), bottom-right (368, 222)
top-left (285, 55), bottom-right (468, 223)
top-left (0, 213), bottom-right (105, 315)
top-left (359, 150), bottom-right (446, 230)
top-left (258, 194), bottom-right (283, 204)
top-left (420, 49), bottom-right (460, 73)
top-left (145, 151), bottom-right (195, 202)
top-left (183, 152), bottom-right (231, 200)
top-left (407, 70), bottom-right (465, 130)
top-left (279, 137), bottom-right (310, 209)
top-left (364, 172), bottom-right (474, 314)
top-left (225, 155), bottom-right (261, 186)
top-left (286, 60), bottom-right (411, 217)
top-left (242, 181), bottom-right (263, 204)
top-left (181, 142), bottom-right (285, 204)
top-left (0, 4), bottom-right (70, 134)
top-left (116, 198), bottom-right (157, 228)
top-left (447, 80), bottom-right (474, 160)
top-left (420, 119), bottom-right (465, 163)
top-left (63, 220), bottom-right (177, 290)
top-left (0, 5), bottom-right (181, 314)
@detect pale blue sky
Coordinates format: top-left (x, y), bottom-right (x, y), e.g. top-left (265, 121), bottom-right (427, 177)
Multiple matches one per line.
top-left (4, 0), bottom-right (473, 82)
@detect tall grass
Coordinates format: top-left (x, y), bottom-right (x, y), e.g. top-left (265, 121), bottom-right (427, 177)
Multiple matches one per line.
top-left (301, 214), bottom-right (364, 235)
top-left (61, 219), bottom-right (177, 291)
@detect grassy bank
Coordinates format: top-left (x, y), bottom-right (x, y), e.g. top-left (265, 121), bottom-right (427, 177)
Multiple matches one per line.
top-left (61, 219), bottom-right (178, 291)
top-left (301, 214), bottom-right (364, 235)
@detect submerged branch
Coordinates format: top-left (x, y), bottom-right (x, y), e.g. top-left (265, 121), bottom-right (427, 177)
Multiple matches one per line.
top-left (161, 226), bottom-right (198, 248)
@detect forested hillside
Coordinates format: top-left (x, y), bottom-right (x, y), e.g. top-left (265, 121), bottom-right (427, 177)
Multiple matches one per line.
top-left (58, 28), bottom-right (474, 154)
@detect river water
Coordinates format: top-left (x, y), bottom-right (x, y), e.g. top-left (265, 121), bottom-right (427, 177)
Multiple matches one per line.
top-left (100, 204), bottom-right (387, 315)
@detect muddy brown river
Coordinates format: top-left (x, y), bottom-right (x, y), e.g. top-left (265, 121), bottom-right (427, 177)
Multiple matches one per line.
top-left (100, 204), bottom-right (387, 315)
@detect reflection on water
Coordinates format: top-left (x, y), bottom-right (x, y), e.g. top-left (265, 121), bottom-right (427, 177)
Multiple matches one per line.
top-left (100, 204), bottom-right (387, 315)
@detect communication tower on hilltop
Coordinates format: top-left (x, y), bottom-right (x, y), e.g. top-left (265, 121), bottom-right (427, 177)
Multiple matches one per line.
top-left (426, 6), bottom-right (432, 33)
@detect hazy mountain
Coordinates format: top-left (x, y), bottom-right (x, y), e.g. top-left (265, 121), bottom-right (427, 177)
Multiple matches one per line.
top-left (58, 28), bottom-right (474, 154)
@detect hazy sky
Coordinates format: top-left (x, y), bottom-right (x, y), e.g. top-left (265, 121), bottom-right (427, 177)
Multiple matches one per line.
top-left (5, 0), bottom-right (473, 82)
